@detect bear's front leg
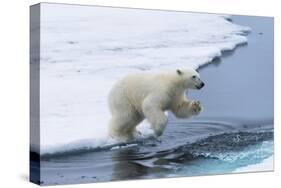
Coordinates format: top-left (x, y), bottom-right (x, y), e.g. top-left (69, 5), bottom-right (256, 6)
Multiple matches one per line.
top-left (172, 100), bottom-right (202, 118)
top-left (142, 98), bottom-right (168, 137)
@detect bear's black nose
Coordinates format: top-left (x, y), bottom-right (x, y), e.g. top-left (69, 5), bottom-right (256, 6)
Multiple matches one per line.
top-left (201, 82), bottom-right (205, 88)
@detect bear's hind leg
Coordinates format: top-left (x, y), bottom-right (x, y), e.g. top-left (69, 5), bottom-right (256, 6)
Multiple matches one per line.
top-left (109, 113), bottom-right (142, 142)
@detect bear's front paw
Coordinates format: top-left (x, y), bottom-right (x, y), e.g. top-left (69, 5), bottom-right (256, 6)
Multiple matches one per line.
top-left (190, 101), bottom-right (202, 116)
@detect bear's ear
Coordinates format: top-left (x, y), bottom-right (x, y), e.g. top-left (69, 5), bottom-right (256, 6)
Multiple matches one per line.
top-left (177, 69), bottom-right (183, 75)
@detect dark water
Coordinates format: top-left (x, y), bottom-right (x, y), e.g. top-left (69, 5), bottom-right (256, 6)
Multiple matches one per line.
top-left (37, 15), bottom-right (274, 185)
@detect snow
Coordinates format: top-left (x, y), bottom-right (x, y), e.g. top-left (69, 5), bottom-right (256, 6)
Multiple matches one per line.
top-left (37, 3), bottom-right (250, 154)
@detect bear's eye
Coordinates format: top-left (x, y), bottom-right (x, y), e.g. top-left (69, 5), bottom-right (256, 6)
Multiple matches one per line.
top-left (192, 75), bottom-right (196, 79)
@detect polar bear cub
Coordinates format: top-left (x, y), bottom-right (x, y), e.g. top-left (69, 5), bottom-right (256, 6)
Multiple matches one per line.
top-left (107, 68), bottom-right (204, 142)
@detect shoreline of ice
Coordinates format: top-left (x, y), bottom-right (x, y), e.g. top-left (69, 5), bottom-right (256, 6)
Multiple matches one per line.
top-left (38, 3), bottom-right (250, 155)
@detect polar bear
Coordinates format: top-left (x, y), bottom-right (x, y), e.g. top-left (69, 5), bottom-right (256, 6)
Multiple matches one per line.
top-left (108, 67), bottom-right (204, 142)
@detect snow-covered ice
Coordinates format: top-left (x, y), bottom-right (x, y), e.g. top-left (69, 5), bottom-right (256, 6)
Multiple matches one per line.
top-left (37, 3), bottom-right (250, 154)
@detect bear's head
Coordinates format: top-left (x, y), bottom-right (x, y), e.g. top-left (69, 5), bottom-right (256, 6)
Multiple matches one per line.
top-left (176, 68), bottom-right (205, 90)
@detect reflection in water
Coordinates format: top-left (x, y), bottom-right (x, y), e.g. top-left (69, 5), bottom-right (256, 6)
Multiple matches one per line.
top-left (111, 122), bottom-right (273, 181)
top-left (112, 148), bottom-right (150, 180)
top-left (38, 119), bottom-right (273, 185)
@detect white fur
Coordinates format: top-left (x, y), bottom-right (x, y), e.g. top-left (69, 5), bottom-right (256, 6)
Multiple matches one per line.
top-left (108, 68), bottom-right (203, 141)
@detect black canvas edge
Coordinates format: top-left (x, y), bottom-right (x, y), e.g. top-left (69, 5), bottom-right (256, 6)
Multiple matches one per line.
top-left (30, 3), bottom-right (41, 185)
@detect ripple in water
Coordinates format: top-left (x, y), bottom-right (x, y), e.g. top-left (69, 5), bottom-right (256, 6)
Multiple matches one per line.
top-left (38, 120), bottom-right (273, 185)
